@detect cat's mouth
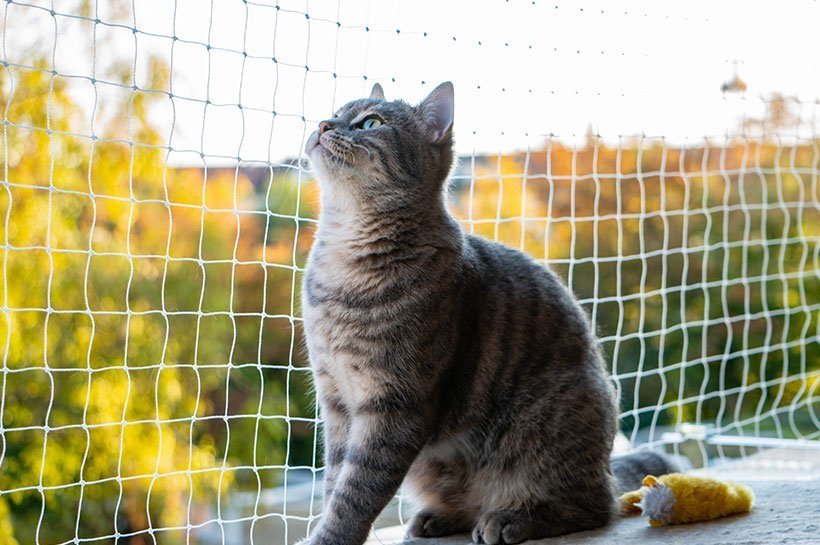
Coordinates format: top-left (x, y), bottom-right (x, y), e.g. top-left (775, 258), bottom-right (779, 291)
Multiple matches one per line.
top-left (308, 131), bottom-right (358, 167)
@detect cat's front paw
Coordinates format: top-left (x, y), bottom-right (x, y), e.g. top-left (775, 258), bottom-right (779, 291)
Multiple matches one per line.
top-left (294, 536), bottom-right (329, 545)
top-left (295, 538), bottom-right (328, 545)
top-left (295, 530), bottom-right (350, 545)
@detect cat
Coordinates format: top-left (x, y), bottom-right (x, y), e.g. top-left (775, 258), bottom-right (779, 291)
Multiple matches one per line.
top-left (301, 82), bottom-right (676, 545)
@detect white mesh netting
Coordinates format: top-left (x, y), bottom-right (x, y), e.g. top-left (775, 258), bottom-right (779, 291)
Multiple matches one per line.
top-left (0, 0), bottom-right (817, 543)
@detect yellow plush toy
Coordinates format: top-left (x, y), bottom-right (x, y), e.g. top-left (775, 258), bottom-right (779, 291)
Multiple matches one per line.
top-left (619, 473), bottom-right (754, 527)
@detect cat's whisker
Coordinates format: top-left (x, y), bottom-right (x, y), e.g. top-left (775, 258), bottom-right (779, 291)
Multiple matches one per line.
top-left (349, 142), bottom-right (372, 157)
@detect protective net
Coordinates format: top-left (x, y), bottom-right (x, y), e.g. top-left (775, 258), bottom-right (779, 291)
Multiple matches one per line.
top-left (0, 0), bottom-right (817, 543)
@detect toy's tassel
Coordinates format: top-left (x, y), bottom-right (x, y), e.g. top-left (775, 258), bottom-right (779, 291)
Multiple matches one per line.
top-left (638, 478), bottom-right (677, 525)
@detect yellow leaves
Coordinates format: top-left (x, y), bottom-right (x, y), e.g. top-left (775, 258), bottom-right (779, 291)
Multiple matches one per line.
top-left (158, 369), bottom-right (185, 408)
top-left (45, 312), bottom-right (93, 369)
top-left (127, 257), bottom-right (164, 313)
top-left (147, 56), bottom-right (171, 95)
top-left (808, 369), bottom-right (820, 387)
top-left (204, 169), bottom-right (256, 209)
top-left (0, 498), bottom-right (18, 545)
top-left (42, 427), bottom-right (88, 488)
top-left (125, 314), bottom-right (167, 368)
top-left (165, 167), bottom-right (206, 207)
top-left (1, 63), bottom-right (59, 130)
top-left (91, 199), bottom-right (131, 253)
top-left (131, 201), bottom-right (171, 256)
top-left (0, 31), bottom-right (243, 540)
top-left (147, 472), bottom-right (191, 529)
top-left (86, 255), bottom-right (130, 312)
top-left (49, 192), bottom-right (94, 251)
top-left (85, 369), bottom-right (129, 426)
top-left (120, 423), bottom-right (161, 479)
top-left (265, 237), bottom-right (296, 266)
top-left (455, 154), bottom-right (551, 253)
top-left (130, 145), bottom-right (167, 200)
top-left (299, 179), bottom-right (321, 215)
top-left (6, 186), bottom-right (50, 247)
top-left (89, 141), bottom-right (133, 199)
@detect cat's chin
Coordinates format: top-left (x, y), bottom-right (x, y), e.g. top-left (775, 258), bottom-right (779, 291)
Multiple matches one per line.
top-left (309, 158), bottom-right (350, 190)
top-left (309, 152), bottom-right (360, 185)
top-left (308, 141), bottom-right (340, 164)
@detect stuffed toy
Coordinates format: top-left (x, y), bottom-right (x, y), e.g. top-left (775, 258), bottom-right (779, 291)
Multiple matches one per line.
top-left (619, 473), bottom-right (754, 527)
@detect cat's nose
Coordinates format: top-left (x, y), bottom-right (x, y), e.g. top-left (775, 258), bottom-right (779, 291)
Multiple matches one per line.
top-left (319, 119), bottom-right (339, 135)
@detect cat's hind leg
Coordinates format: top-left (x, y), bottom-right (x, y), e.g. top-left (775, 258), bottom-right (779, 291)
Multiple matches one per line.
top-left (406, 509), bottom-right (473, 539)
top-left (403, 447), bottom-right (478, 539)
top-left (468, 455), bottom-right (616, 544)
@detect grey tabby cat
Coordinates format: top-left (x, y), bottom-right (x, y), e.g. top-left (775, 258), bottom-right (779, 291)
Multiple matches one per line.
top-left (301, 82), bottom-right (674, 545)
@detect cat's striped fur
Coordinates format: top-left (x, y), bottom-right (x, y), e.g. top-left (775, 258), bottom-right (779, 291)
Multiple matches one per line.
top-left (301, 82), bottom-right (676, 545)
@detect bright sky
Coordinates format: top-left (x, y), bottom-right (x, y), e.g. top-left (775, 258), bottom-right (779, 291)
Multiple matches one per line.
top-left (11, 0), bottom-right (820, 165)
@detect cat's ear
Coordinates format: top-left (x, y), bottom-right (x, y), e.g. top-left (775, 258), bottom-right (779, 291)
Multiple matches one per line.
top-left (419, 82), bottom-right (454, 144)
top-left (369, 83), bottom-right (385, 101)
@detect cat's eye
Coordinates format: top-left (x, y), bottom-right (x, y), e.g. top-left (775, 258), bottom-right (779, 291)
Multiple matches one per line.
top-left (360, 116), bottom-right (383, 130)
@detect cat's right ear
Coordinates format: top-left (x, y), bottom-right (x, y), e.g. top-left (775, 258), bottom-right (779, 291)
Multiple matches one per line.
top-left (370, 83), bottom-right (385, 101)
top-left (419, 82), bottom-right (454, 144)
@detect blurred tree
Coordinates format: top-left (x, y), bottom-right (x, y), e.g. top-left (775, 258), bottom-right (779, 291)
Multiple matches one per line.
top-left (452, 136), bottom-right (818, 443)
top-left (0, 49), bottom-right (318, 543)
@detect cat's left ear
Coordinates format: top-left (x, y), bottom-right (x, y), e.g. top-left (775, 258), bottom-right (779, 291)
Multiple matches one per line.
top-left (419, 82), bottom-right (454, 144)
top-left (370, 83), bottom-right (385, 101)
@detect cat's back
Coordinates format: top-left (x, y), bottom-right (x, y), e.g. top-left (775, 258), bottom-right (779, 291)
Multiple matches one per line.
top-left (461, 233), bottom-right (589, 332)
top-left (452, 233), bottom-right (606, 388)
top-left (411, 233), bottom-right (617, 501)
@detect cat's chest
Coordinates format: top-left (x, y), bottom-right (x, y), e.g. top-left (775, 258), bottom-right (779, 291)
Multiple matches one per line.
top-left (303, 306), bottom-right (388, 409)
top-left (312, 348), bottom-right (387, 409)
top-left (302, 250), bottom-right (392, 407)
top-left (304, 243), bottom-right (382, 300)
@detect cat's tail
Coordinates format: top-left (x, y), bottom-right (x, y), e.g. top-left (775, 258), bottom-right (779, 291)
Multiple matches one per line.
top-left (610, 450), bottom-right (688, 493)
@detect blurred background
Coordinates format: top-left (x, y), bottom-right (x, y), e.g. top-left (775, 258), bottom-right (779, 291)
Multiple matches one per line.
top-left (0, 0), bottom-right (817, 544)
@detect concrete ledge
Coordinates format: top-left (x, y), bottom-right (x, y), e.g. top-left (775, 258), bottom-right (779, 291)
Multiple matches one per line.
top-left (369, 449), bottom-right (820, 545)
top-left (370, 479), bottom-right (819, 545)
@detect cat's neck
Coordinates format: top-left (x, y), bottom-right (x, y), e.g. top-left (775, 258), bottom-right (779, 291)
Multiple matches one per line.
top-left (316, 192), bottom-right (459, 253)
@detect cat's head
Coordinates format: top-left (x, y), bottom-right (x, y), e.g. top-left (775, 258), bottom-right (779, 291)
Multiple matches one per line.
top-left (306, 82), bottom-right (455, 208)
